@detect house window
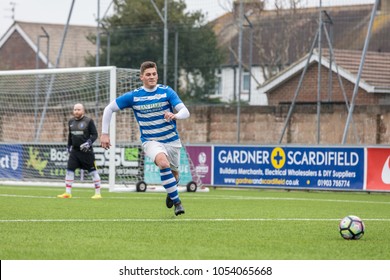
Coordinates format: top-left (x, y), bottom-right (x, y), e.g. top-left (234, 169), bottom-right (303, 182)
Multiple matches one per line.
top-left (242, 71), bottom-right (250, 92)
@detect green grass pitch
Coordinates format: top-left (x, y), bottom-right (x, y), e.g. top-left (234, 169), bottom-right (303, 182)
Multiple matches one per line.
top-left (0, 185), bottom-right (389, 260)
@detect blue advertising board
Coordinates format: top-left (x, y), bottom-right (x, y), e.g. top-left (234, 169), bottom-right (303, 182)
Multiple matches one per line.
top-left (0, 144), bottom-right (23, 179)
top-left (213, 145), bottom-right (364, 190)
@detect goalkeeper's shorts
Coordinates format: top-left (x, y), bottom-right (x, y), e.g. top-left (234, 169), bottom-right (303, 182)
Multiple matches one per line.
top-left (67, 149), bottom-right (97, 172)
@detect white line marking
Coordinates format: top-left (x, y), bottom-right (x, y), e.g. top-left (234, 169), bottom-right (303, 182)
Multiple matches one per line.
top-left (1, 218), bottom-right (390, 223)
top-left (1, 193), bottom-right (390, 205)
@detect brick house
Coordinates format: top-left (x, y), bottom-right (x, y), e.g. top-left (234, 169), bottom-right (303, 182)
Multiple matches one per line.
top-left (262, 48), bottom-right (390, 106)
top-left (0, 21), bottom-right (96, 70)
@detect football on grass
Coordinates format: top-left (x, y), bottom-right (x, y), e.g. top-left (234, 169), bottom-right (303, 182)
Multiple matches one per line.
top-left (339, 215), bottom-right (365, 240)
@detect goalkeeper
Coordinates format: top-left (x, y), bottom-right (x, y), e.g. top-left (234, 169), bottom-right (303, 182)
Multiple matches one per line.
top-left (57, 103), bottom-right (102, 199)
top-left (100, 61), bottom-right (190, 216)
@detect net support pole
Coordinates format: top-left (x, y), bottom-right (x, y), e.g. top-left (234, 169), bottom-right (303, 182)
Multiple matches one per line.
top-left (278, 31), bottom-right (319, 143)
top-left (109, 67), bottom-right (117, 190)
top-left (34, 0), bottom-right (75, 141)
top-left (316, 0), bottom-right (323, 144)
top-left (150, 0), bottom-right (168, 85)
top-left (236, 0), bottom-right (243, 143)
top-left (342, 0), bottom-right (379, 144)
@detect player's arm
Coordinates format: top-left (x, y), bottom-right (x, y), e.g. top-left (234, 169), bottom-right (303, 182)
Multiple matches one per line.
top-left (164, 87), bottom-right (189, 121)
top-left (67, 121), bottom-right (73, 152)
top-left (88, 119), bottom-right (98, 143)
top-left (165, 103), bottom-right (190, 121)
top-left (174, 103), bottom-right (190, 119)
top-left (100, 100), bottom-right (120, 149)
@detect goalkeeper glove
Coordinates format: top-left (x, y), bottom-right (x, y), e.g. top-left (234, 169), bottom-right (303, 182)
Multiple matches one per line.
top-left (80, 139), bottom-right (92, 152)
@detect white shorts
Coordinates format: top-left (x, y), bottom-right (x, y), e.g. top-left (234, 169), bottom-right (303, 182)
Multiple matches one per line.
top-left (142, 141), bottom-right (181, 171)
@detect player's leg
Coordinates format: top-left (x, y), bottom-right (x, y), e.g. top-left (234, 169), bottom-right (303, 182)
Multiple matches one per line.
top-left (165, 145), bottom-right (181, 209)
top-left (165, 169), bottom-right (180, 209)
top-left (143, 141), bottom-right (184, 215)
top-left (166, 146), bottom-right (184, 215)
top-left (57, 170), bottom-right (75, 198)
top-left (81, 151), bottom-right (102, 199)
top-left (171, 170), bottom-right (179, 182)
top-left (156, 153), bottom-right (184, 215)
top-left (57, 151), bottom-right (78, 198)
top-left (89, 169), bottom-right (102, 199)
top-left (155, 152), bottom-right (181, 202)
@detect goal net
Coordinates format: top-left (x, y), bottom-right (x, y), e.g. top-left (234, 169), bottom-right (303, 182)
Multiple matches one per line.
top-left (0, 66), bottom-right (144, 191)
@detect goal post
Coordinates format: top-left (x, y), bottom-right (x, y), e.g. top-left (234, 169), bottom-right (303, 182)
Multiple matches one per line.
top-left (0, 66), bottom-right (143, 190)
top-left (108, 67), bottom-right (117, 190)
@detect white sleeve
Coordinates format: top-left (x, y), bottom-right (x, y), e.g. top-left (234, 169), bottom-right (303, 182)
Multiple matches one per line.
top-left (101, 100), bottom-right (120, 134)
top-left (174, 103), bottom-right (190, 120)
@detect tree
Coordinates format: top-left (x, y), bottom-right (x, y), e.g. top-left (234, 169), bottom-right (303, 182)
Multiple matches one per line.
top-left (254, 0), bottom-right (317, 81)
top-left (221, 0), bottom-right (316, 83)
top-left (86, 0), bottom-right (224, 103)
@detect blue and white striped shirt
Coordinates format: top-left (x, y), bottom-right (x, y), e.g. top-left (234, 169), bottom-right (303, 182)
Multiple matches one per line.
top-left (115, 84), bottom-right (183, 143)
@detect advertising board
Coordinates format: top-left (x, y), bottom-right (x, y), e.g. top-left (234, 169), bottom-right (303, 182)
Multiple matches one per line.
top-left (213, 145), bottom-right (364, 190)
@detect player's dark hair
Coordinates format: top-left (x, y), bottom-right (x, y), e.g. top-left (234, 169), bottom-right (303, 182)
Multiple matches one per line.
top-left (140, 61), bottom-right (157, 75)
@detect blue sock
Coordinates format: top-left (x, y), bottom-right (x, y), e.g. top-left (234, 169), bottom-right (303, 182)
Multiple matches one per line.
top-left (160, 168), bottom-right (180, 204)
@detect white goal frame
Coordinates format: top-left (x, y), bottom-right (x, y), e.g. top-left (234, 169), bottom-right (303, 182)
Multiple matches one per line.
top-left (0, 66), bottom-right (141, 190)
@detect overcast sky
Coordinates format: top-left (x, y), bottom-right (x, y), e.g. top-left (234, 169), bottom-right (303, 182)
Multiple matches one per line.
top-left (0, 0), bottom-right (375, 39)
